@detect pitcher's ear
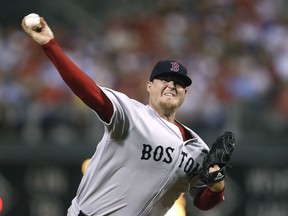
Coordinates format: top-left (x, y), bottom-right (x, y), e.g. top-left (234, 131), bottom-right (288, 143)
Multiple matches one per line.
top-left (147, 81), bottom-right (153, 92)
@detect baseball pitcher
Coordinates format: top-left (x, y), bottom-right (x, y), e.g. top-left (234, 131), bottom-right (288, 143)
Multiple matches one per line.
top-left (21, 14), bottom-right (235, 216)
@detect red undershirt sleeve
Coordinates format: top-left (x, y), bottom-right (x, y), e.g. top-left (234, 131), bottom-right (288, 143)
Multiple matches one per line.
top-left (41, 39), bottom-right (113, 123)
top-left (194, 187), bottom-right (225, 210)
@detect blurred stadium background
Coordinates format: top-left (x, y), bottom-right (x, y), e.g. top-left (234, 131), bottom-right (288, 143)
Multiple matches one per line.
top-left (1, 0), bottom-right (288, 215)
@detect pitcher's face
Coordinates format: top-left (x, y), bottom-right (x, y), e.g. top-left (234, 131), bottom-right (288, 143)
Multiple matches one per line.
top-left (147, 76), bottom-right (187, 113)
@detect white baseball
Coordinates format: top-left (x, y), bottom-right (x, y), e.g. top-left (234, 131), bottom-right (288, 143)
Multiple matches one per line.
top-left (25, 13), bottom-right (41, 28)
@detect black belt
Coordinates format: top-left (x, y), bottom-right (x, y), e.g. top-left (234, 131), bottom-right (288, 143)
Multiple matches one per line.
top-left (78, 211), bottom-right (88, 216)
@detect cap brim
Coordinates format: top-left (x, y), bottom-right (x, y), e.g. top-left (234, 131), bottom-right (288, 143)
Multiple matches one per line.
top-left (152, 72), bottom-right (192, 87)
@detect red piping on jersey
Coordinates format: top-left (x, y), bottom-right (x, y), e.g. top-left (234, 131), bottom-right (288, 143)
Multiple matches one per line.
top-left (173, 121), bottom-right (224, 209)
top-left (174, 120), bottom-right (192, 141)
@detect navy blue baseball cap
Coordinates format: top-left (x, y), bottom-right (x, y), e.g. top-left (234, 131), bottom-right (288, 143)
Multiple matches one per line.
top-left (150, 60), bottom-right (192, 86)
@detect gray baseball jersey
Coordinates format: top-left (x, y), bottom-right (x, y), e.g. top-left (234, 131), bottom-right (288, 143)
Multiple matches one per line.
top-left (67, 87), bottom-right (209, 216)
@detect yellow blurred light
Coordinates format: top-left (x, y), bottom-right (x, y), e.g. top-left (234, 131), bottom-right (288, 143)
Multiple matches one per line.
top-left (165, 193), bottom-right (186, 216)
top-left (81, 158), bottom-right (91, 174)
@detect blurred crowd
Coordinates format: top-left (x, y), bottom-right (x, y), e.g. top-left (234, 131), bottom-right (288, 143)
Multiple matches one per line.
top-left (1, 0), bottom-right (288, 145)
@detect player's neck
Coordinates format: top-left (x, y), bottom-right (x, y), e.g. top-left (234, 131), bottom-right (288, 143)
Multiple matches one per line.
top-left (161, 113), bottom-right (176, 123)
top-left (150, 104), bottom-right (176, 123)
